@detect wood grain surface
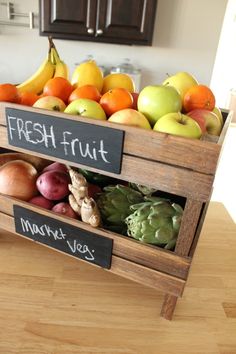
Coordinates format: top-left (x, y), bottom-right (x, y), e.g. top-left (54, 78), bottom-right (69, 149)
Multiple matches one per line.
top-left (0, 201), bottom-right (235, 354)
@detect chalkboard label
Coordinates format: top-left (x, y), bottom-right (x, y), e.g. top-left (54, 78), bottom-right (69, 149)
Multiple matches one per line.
top-left (13, 205), bottom-right (113, 269)
top-left (6, 108), bottom-right (124, 174)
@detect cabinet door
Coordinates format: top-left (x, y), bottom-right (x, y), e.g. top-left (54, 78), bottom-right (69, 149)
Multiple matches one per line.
top-left (39, 0), bottom-right (97, 38)
top-left (96, 0), bottom-right (157, 45)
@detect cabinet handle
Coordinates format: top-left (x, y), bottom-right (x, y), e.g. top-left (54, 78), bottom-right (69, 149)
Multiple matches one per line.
top-left (87, 28), bottom-right (94, 34)
top-left (96, 29), bottom-right (103, 35)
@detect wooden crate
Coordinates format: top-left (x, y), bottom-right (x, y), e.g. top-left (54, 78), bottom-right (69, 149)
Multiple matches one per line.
top-left (0, 102), bottom-right (232, 320)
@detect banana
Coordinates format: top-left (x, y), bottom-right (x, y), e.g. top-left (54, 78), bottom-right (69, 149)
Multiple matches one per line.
top-left (17, 50), bottom-right (55, 95)
top-left (51, 47), bottom-right (69, 80)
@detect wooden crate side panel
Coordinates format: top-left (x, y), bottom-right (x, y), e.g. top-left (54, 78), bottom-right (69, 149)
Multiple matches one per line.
top-left (0, 102), bottom-right (220, 175)
top-left (0, 126), bottom-right (214, 202)
top-left (0, 194), bottom-right (191, 279)
top-left (175, 198), bottom-right (204, 256)
top-left (0, 211), bottom-right (186, 297)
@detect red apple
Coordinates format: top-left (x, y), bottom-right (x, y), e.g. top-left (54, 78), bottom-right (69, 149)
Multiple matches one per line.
top-left (131, 92), bottom-right (139, 110)
top-left (108, 108), bottom-right (151, 129)
top-left (187, 109), bottom-right (222, 136)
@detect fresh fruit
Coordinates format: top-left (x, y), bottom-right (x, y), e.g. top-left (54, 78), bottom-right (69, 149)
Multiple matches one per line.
top-left (125, 196), bottom-right (183, 249)
top-left (187, 109), bottom-right (222, 136)
top-left (212, 106), bottom-right (224, 126)
top-left (29, 195), bottom-right (54, 210)
top-left (18, 91), bottom-right (39, 106)
top-left (100, 88), bottom-right (133, 116)
top-left (43, 76), bottom-right (74, 103)
top-left (131, 92), bottom-right (139, 110)
top-left (68, 85), bottom-right (101, 103)
top-left (137, 85), bottom-right (182, 126)
top-left (71, 60), bottom-right (103, 92)
top-left (186, 110), bottom-right (207, 133)
top-left (0, 83), bottom-right (19, 103)
top-left (64, 98), bottom-right (107, 120)
top-left (102, 73), bottom-right (135, 94)
top-left (36, 170), bottom-right (70, 201)
top-left (162, 72), bottom-right (198, 102)
top-left (0, 160), bottom-right (38, 201)
top-left (50, 39), bottom-right (69, 80)
top-left (153, 112), bottom-right (202, 139)
top-left (52, 202), bottom-right (78, 219)
top-left (33, 95), bottom-right (66, 111)
top-left (108, 108), bottom-right (151, 129)
top-left (16, 42), bottom-right (55, 94)
top-left (183, 84), bottom-right (215, 112)
top-left (96, 184), bottom-right (144, 234)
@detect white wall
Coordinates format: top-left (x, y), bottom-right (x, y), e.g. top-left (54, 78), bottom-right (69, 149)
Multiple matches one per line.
top-left (210, 0), bottom-right (236, 108)
top-left (0, 0), bottom-right (227, 90)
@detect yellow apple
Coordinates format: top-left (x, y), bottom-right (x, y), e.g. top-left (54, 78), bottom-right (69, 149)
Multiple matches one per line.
top-left (108, 108), bottom-right (151, 129)
top-left (162, 72), bottom-right (198, 102)
top-left (212, 106), bottom-right (224, 127)
top-left (33, 96), bottom-right (66, 112)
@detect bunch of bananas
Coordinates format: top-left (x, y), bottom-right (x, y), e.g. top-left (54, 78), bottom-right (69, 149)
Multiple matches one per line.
top-left (16, 37), bottom-right (69, 95)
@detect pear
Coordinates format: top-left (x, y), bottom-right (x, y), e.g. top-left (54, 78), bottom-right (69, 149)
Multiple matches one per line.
top-left (71, 60), bottom-right (103, 92)
top-left (162, 72), bottom-right (198, 102)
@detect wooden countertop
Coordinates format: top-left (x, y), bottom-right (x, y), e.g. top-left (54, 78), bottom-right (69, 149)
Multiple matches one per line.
top-left (0, 201), bottom-right (235, 354)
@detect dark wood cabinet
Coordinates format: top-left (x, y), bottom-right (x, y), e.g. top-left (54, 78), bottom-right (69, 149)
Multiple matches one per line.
top-left (39, 0), bottom-right (158, 45)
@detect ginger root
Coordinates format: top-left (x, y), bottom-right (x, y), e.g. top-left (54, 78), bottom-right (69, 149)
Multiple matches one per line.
top-left (81, 197), bottom-right (101, 228)
top-left (68, 167), bottom-right (101, 228)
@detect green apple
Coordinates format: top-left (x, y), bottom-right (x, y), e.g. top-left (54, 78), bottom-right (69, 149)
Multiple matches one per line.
top-left (162, 72), bottom-right (198, 102)
top-left (153, 112), bottom-right (202, 139)
top-left (64, 98), bottom-right (107, 120)
top-left (108, 108), bottom-right (151, 130)
top-left (137, 85), bottom-right (182, 126)
top-left (212, 106), bottom-right (224, 127)
top-left (33, 95), bottom-right (66, 112)
top-left (187, 109), bottom-right (222, 136)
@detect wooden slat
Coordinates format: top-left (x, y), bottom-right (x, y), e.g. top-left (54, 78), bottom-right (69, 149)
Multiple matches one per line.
top-left (0, 194), bottom-right (191, 279)
top-left (0, 126), bottom-right (214, 202)
top-left (175, 198), bottom-right (204, 256)
top-left (160, 294), bottom-right (178, 320)
top-left (0, 102), bottom-right (221, 175)
top-left (0, 212), bottom-right (185, 297)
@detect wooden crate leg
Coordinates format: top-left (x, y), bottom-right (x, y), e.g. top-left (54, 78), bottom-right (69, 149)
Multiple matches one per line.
top-left (160, 294), bottom-right (178, 320)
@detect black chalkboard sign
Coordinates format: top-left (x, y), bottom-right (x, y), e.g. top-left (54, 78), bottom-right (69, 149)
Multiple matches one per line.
top-left (13, 205), bottom-right (113, 269)
top-left (6, 108), bottom-right (124, 174)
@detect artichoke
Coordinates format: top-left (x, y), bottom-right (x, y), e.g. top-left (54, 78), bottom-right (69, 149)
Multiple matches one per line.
top-left (129, 182), bottom-right (157, 196)
top-left (125, 197), bottom-right (183, 250)
top-left (96, 184), bottom-right (144, 234)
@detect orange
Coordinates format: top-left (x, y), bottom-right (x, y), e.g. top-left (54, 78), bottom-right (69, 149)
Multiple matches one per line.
top-left (68, 85), bottom-right (101, 103)
top-left (19, 92), bottom-right (39, 106)
top-left (183, 85), bottom-right (215, 112)
top-left (100, 88), bottom-right (133, 116)
top-left (0, 83), bottom-right (19, 103)
top-left (43, 77), bottom-right (74, 103)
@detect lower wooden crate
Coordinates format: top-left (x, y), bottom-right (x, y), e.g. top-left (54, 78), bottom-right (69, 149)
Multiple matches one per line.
top-left (0, 193), bottom-right (189, 296)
